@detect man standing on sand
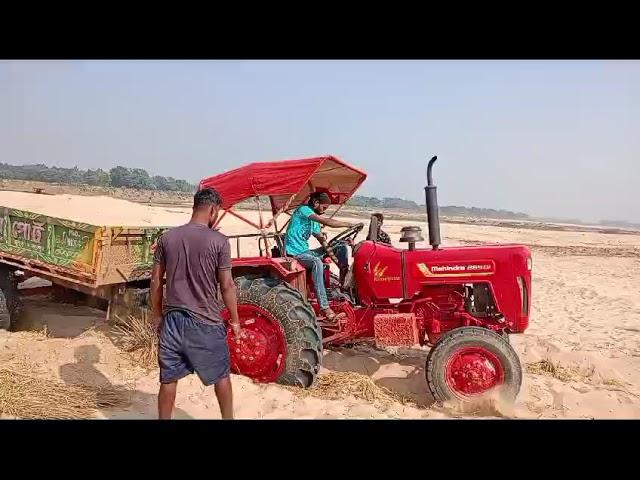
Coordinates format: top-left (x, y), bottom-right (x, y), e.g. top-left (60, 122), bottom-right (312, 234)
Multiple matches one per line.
top-left (151, 188), bottom-right (242, 420)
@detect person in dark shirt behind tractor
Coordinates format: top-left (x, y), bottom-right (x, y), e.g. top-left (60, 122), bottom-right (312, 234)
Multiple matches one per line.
top-left (372, 213), bottom-right (392, 245)
top-left (151, 188), bottom-right (242, 420)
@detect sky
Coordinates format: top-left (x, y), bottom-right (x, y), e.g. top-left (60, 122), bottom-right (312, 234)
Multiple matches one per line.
top-left (1, 60), bottom-right (639, 223)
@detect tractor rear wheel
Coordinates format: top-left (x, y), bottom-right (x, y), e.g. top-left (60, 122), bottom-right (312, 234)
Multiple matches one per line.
top-left (425, 326), bottom-right (522, 403)
top-left (230, 276), bottom-right (322, 388)
top-left (0, 267), bottom-right (22, 331)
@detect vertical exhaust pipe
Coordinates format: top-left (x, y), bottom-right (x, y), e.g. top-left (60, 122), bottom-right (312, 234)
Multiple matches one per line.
top-left (425, 155), bottom-right (441, 250)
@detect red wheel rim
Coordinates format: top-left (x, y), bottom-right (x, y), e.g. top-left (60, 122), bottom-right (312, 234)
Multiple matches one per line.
top-left (445, 346), bottom-right (505, 397)
top-left (224, 304), bottom-right (287, 383)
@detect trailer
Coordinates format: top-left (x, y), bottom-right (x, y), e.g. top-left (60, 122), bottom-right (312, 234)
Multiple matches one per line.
top-left (0, 202), bottom-right (168, 329)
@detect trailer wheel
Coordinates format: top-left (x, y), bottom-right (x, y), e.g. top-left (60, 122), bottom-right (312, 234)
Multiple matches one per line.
top-left (107, 286), bottom-right (152, 324)
top-left (229, 276), bottom-right (322, 388)
top-left (0, 267), bottom-right (22, 330)
top-left (426, 326), bottom-right (522, 403)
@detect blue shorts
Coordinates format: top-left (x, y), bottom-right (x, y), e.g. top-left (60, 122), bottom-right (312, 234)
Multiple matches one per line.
top-left (158, 310), bottom-right (230, 386)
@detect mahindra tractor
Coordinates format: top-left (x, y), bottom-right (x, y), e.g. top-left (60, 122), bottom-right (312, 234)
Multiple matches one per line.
top-left (198, 155), bottom-right (531, 403)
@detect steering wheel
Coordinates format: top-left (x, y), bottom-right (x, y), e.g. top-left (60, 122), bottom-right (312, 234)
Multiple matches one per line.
top-left (327, 223), bottom-right (365, 250)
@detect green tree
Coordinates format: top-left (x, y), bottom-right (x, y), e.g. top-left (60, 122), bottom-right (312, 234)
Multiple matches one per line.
top-left (109, 166), bottom-right (131, 187)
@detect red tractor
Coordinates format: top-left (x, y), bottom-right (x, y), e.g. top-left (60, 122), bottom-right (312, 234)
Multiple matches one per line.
top-left (199, 155), bottom-right (531, 403)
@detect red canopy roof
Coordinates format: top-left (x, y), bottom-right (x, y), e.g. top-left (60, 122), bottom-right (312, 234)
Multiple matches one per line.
top-left (198, 156), bottom-right (367, 213)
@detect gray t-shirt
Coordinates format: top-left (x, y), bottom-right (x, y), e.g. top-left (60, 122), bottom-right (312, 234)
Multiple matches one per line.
top-left (153, 222), bottom-right (232, 323)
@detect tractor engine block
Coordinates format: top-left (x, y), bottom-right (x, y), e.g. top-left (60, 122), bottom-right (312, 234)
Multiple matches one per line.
top-left (398, 284), bottom-right (503, 345)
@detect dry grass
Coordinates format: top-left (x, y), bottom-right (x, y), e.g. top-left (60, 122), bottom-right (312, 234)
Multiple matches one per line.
top-left (14, 324), bottom-right (52, 342)
top-left (602, 378), bottom-right (627, 387)
top-left (40, 324), bottom-right (50, 338)
top-left (112, 314), bottom-right (159, 369)
top-left (526, 359), bottom-right (593, 383)
top-left (286, 371), bottom-right (411, 406)
top-left (526, 359), bottom-right (577, 382)
top-left (0, 365), bottom-right (131, 419)
top-left (600, 378), bottom-right (636, 396)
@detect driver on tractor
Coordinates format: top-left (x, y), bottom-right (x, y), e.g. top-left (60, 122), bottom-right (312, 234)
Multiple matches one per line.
top-left (285, 191), bottom-right (361, 322)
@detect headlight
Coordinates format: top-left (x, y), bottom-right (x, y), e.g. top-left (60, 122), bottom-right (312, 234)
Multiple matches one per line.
top-left (526, 256), bottom-right (532, 271)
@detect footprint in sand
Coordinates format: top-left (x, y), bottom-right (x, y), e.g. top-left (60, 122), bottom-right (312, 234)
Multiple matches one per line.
top-left (616, 326), bottom-right (640, 333)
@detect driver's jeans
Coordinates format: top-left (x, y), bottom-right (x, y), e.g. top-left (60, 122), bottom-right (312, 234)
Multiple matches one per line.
top-left (294, 242), bottom-right (349, 311)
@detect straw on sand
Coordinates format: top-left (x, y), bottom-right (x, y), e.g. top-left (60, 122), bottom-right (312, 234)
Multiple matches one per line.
top-left (287, 371), bottom-right (411, 406)
top-left (526, 359), bottom-right (582, 382)
top-left (112, 314), bottom-right (159, 369)
top-left (0, 365), bottom-right (131, 419)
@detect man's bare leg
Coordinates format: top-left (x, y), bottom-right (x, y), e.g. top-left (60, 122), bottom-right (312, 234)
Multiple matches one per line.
top-left (158, 381), bottom-right (178, 419)
top-left (214, 376), bottom-right (234, 419)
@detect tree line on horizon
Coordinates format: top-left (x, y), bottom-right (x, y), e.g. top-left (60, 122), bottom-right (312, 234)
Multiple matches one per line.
top-left (1, 162), bottom-right (636, 228)
top-left (347, 195), bottom-right (532, 220)
top-left (0, 162), bottom-right (194, 193)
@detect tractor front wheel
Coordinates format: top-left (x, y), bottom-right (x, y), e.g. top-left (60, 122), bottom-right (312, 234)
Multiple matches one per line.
top-left (228, 276), bottom-right (322, 388)
top-left (425, 326), bottom-right (522, 403)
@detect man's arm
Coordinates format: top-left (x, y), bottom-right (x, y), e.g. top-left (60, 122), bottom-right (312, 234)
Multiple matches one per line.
top-left (218, 270), bottom-right (241, 338)
top-left (308, 214), bottom-right (353, 229)
top-left (313, 232), bottom-right (340, 265)
top-left (217, 239), bottom-right (241, 338)
top-left (150, 236), bottom-right (166, 331)
top-left (150, 262), bottom-right (165, 331)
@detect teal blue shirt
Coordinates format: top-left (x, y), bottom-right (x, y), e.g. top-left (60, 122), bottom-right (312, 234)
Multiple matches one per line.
top-left (285, 205), bottom-right (321, 256)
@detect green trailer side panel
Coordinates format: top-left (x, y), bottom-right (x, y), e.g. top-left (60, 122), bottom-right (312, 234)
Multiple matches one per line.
top-left (51, 224), bottom-right (95, 265)
top-left (0, 206), bottom-right (173, 287)
top-left (0, 207), bottom-right (98, 270)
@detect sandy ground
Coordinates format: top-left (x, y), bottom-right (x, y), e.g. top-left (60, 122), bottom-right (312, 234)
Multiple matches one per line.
top-left (0, 190), bottom-right (190, 227)
top-left (1, 193), bottom-right (639, 419)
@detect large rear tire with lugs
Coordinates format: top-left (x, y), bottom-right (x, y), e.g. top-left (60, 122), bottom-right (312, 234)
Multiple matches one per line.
top-left (426, 326), bottom-right (522, 403)
top-left (0, 267), bottom-right (22, 331)
top-left (230, 276), bottom-right (322, 388)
